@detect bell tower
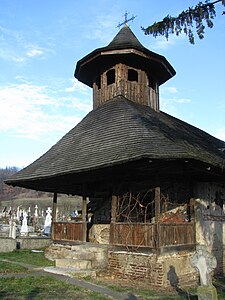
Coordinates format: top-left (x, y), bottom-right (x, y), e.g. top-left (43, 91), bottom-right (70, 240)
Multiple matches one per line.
top-left (75, 25), bottom-right (175, 111)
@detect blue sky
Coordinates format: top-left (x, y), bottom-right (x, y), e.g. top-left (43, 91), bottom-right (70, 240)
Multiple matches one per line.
top-left (1, 0), bottom-right (225, 168)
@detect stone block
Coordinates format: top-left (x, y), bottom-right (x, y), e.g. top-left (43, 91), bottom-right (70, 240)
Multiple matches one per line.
top-left (56, 258), bottom-right (92, 270)
top-left (197, 285), bottom-right (218, 300)
top-left (0, 237), bottom-right (16, 252)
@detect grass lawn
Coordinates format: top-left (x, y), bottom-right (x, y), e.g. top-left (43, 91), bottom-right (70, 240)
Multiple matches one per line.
top-left (0, 261), bottom-right (27, 274)
top-left (0, 250), bottom-right (109, 299)
top-left (0, 249), bottom-right (54, 267)
top-left (0, 276), bottom-right (108, 300)
top-left (0, 249), bottom-right (225, 299)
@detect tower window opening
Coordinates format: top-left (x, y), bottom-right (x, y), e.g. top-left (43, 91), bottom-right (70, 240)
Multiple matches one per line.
top-left (128, 69), bottom-right (138, 82)
top-left (96, 76), bottom-right (101, 89)
top-left (106, 69), bottom-right (115, 85)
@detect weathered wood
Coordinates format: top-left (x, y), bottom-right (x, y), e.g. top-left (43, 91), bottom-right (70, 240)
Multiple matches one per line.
top-left (110, 222), bottom-right (196, 249)
top-left (52, 222), bottom-right (83, 241)
top-left (158, 222), bottom-right (196, 247)
top-left (155, 187), bottom-right (160, 221)
top-left (111, 195), bottom-right (117, 223)
top-left (93, 63), bottom-right (159, 110)
top-left (52, 192), bottom-right (57, 223)
top-left (51, 192), bottom-right (57, 238)
top-left (110, 222), bottom-right (156, 248)
top-left (82, 196), bottom-right (87, 242)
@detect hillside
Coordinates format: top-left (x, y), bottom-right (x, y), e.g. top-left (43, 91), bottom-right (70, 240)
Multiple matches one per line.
top-left (0, 167), bottom-right (82, 216)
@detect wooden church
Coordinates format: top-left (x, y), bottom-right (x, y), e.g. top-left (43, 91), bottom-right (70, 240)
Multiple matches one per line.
top-left (6, 25), bottom-right (225, 288)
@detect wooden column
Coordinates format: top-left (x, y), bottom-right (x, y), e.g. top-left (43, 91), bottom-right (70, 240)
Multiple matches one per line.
top-left (155, 187), bottom-right (161, 222)
top-left (51, 192), bottom-right (57, 239)
top-left (154, 187), bottom-right (161, 254)
top-left (111, 195), bottom-right (117, 223)
top-left (82, 196), bottom-right (87, 242)
top-left (110, 195), bottom-right (117, 244)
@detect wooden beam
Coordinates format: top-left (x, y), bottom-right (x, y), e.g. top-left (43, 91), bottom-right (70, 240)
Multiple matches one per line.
top-left (154, 187), bottom-right (161, 255)
top-left (155, 187), bottom-right (161, 221)
top-left (52, 192), bottom-right (57, 222)
top-left (82, 196), bottom-right (87, 242)
top-left (111, 195), bottom-right (117, 223)
top-left (110, 194), bottom-right (117, 245)
top-left (51, 192), bottom-right (57, 239)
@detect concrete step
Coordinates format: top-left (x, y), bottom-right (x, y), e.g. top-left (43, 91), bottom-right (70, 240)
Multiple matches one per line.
top-left (63, 251), bottom-right (93, 260)
top-left (44, 266), bottom-right (97, 279)
top-left (71, 244), bottom-right (108, 253)
top-left (55, 258), bottom-right (92, 270)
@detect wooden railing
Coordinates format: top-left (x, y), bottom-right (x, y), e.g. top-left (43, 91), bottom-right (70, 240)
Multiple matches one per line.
top-left (52, 221), bottom-right (196, 249)
top-left (158, 222), bottom-right (196, 247)
top-left (110, 222), bottom-right (195, 249)
top-left (52, 222), bottom-right (83, 242)
top-left (110, 223), bottom-right (156, 248)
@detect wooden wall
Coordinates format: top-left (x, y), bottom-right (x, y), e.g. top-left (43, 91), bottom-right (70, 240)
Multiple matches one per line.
top-left (93, 63), bottom-right (159, 110)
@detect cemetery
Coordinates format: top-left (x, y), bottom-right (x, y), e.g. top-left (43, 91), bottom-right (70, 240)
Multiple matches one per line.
top-left (0, 204), bottom-right (51, 251)
top-left (4, 24), bottom-right (225, 298)
top-left (0, 196), bottom-right (82, 251)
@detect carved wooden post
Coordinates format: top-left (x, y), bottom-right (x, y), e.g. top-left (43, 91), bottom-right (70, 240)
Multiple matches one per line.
top-left (51, 192), bottom-right (57, 239)
top-left (82, 196), bottom-right (87, 242)
top-left (110, 194), bottom-right (117, 244)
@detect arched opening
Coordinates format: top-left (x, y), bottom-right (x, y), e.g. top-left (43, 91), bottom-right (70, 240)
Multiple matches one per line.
top-left (106, 69), bottom-right (115, 85)
top-left (128, 69), bottom-right (138, 82)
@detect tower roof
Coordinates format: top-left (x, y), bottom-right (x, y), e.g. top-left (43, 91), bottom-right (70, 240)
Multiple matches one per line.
top-left (107, 25), bottom-right (145, 49)
top-left (75, 26), bottom-right (176, 87)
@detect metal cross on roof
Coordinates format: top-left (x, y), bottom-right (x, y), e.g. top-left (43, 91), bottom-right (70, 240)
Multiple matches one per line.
top-left (117, 11), bottom-right (137, 28)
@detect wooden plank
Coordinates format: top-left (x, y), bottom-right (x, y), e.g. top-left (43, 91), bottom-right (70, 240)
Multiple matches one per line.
top-left (110, 222), bottom-right (156, 248)
top-left (82, 196), bottom-right (87, 242)
top-left (52, 222), bottom-right (83, 242)
top-left (110, 222), bottom-right (195, 249)
top-left (51, 192), bottom-right (57, 239)
top-left (111, 195), bottom-right (117, 223)
top-left (155, 187), bottom-right (161, 221)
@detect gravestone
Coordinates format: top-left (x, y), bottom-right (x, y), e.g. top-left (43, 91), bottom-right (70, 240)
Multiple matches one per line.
top-left (20, 210), bottom-right (29, 236)
top-left (9, 218), bottom-right (16, 239)
top-left (34, 205), bottom-right (38, 218)
top-left (44, 207), bottom-right (52, 236)
top-left (191, 245), bottom-right (218, 300)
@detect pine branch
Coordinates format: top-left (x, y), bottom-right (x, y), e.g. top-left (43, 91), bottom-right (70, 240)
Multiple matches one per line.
top-left (142, 0), bottom-right (225, 44)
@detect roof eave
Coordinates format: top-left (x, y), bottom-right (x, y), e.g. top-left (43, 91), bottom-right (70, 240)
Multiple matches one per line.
top-left (75, 46), bottom-right (176, 87)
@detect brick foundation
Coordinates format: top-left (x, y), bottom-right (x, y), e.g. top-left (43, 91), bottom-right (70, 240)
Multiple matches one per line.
top-left (108, 250), bottom-right (199, 288)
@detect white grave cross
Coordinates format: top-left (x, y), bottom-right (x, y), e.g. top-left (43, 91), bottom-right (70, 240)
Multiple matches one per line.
top-left (191, 245), bottom-right (217, 286)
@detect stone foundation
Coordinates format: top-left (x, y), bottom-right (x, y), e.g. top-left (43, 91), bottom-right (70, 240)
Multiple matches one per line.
top-left (0, 237), bottom-right (17, 252)
top-left (45, 242), bottom-right (109, 270)
top-left (0, 237), bottom-right (51, 252)
top-left (108, 250), bottom-right (199, 288)
top-left (17, 237), bottom-right (51, 250)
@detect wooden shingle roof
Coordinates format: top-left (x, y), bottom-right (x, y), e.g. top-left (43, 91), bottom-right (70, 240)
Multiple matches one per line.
top-left (5, 96), bottom-right (225, 193)
top-left (75, 26), bottom-right (176, 87)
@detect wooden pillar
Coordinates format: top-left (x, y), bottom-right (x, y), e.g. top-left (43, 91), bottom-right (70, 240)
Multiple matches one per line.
top-left (110, 194), bottom-right (117, 244)
top-left (82, 196), bottom-right (87, 242)
top-left (154, 187), bottom-right (161, 254)
top-left (52, 192), bottom-right (57, 222)
top-left (51, 192), bottom-right (57, 239)
top-left (111, 195), bottom-right (117, 223)
top-left (155, 186), bottom-right (160, 222)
